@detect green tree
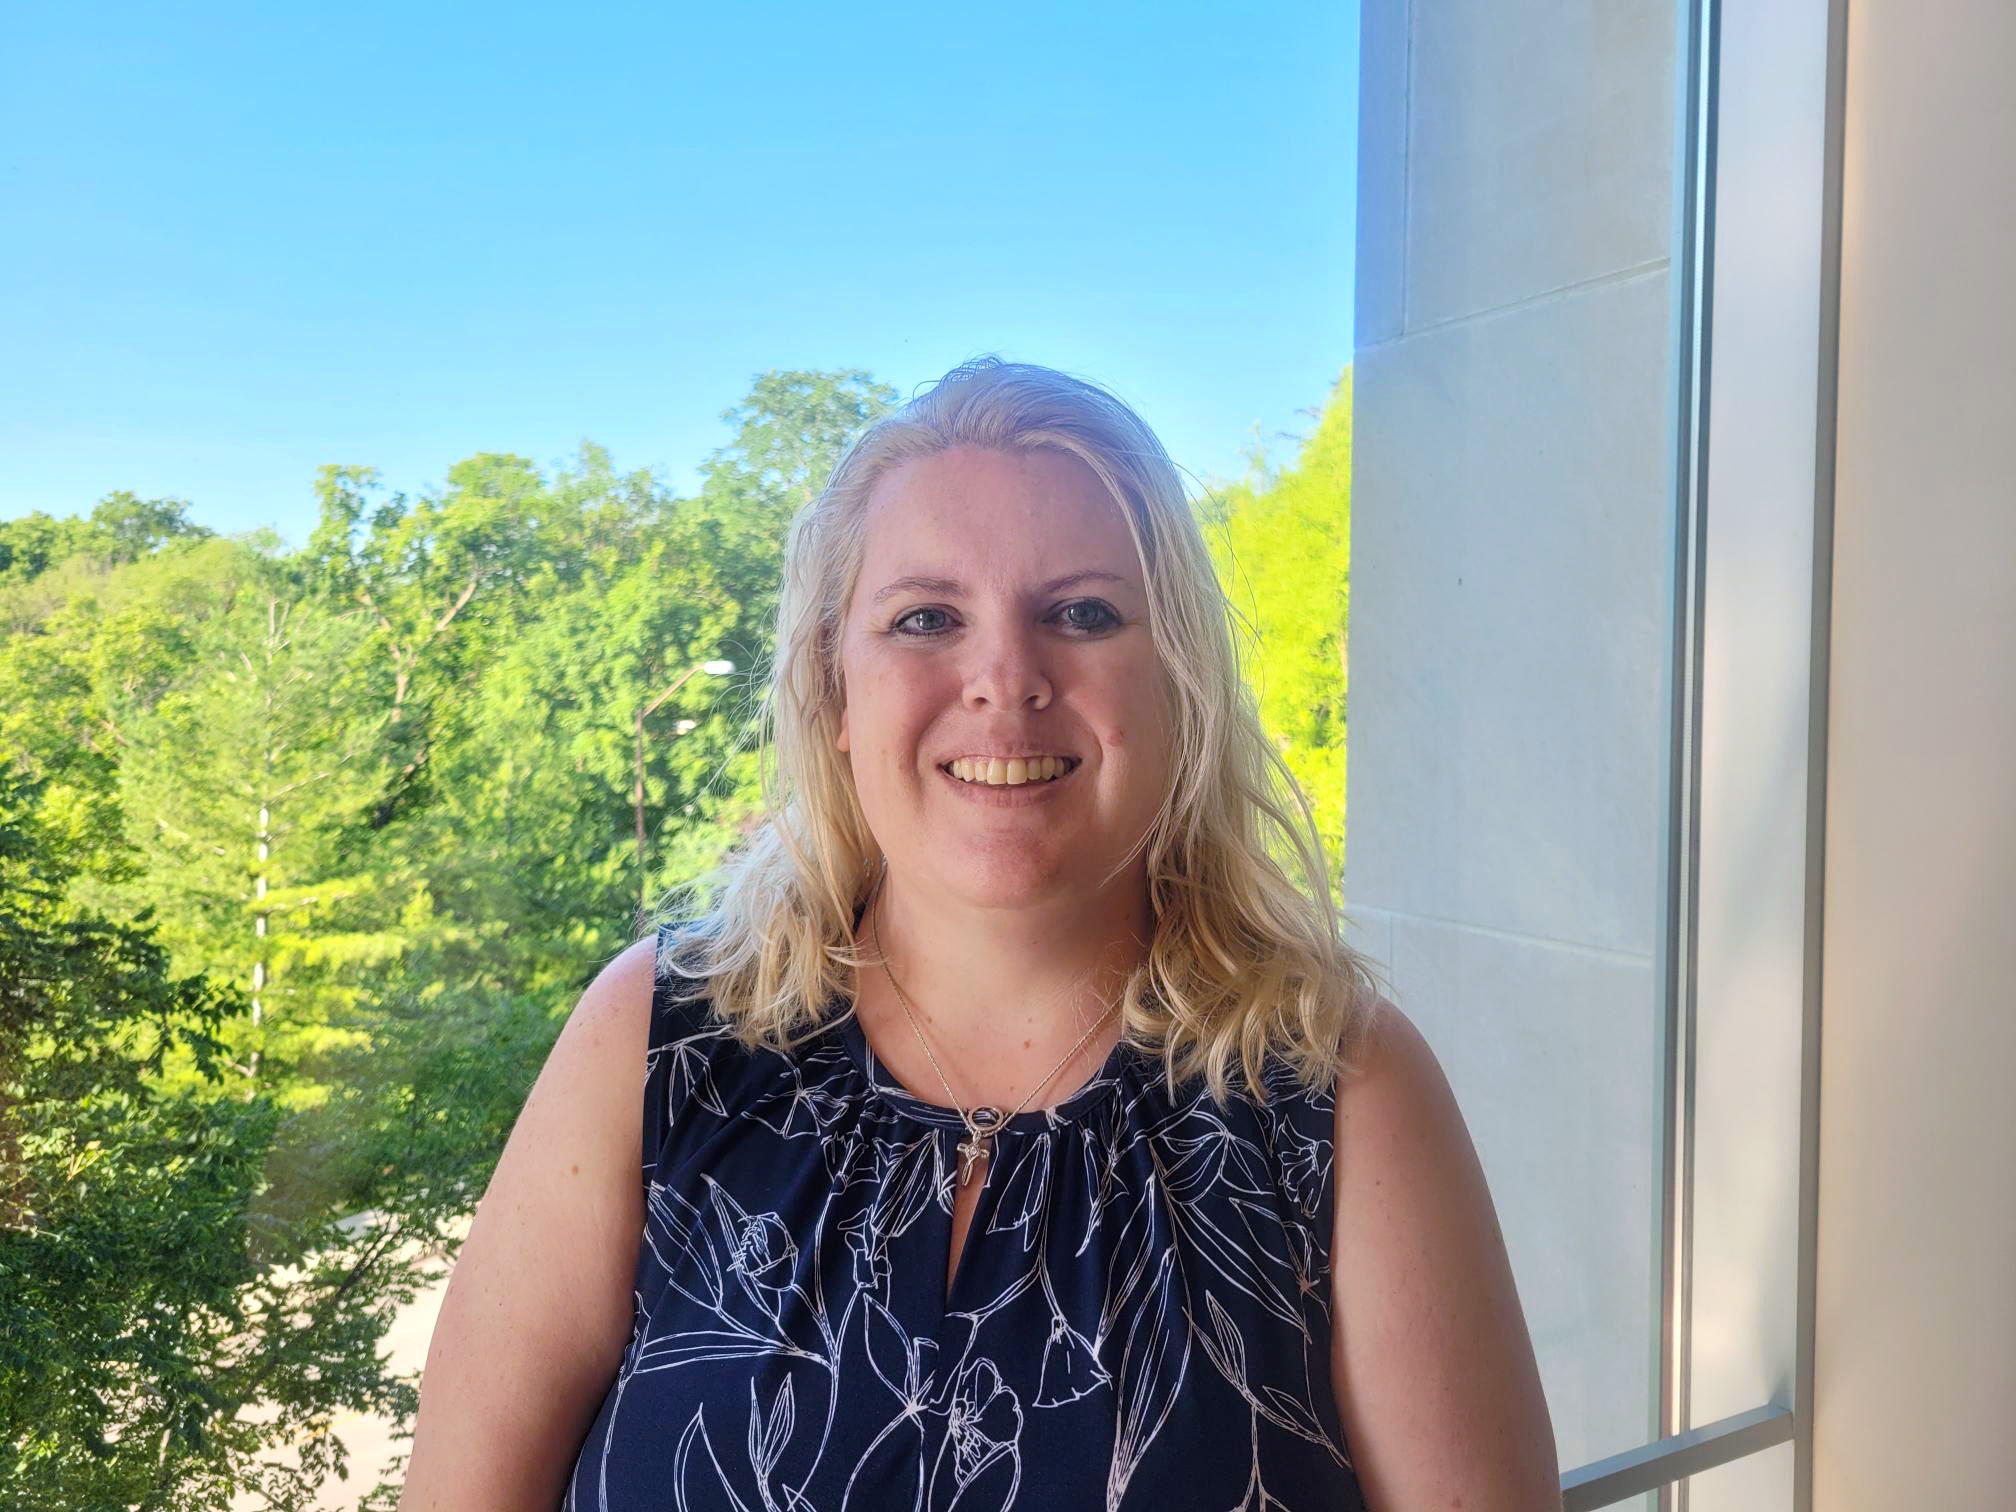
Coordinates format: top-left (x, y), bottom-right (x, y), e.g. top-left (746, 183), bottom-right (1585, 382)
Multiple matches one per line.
top-left (383, 375), bottom-right (894, 991)
top-left (698, 367), bottom-right (898, 520)
top-left (401, 455), bottom-right (756, 991)
top-left (0, 534), bottom-right (278, 890)
top-left (83, 492), bottom-right (211, 566)
top-left (0, 492), bottom-right (207, 590)
top-left (112, 562), bottom-right (401, 1102)
top-left (0, 764), bottom-right (435, 1510)
top-left (0, 366), bottom-right (902, 1500)
top-left (302, 455), bottom-right (556, 835)
top-left (1201, 368), bottom-right (1354, 892)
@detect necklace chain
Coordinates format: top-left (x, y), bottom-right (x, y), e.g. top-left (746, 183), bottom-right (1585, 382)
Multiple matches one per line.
top-left (867, 880), bottom-right (1120, 1187)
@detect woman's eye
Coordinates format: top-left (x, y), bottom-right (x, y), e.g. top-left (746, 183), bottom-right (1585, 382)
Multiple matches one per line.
top-left (891, 601), bottom-right (1119, 637)
top-left (1057, 600), bottom-right (1121, 632)
top-left (892, 606), bottom-right (953, 635)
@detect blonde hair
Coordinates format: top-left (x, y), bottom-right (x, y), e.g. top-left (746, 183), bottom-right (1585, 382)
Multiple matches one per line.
top-left (651, 356), bottom-right (1383, 1102)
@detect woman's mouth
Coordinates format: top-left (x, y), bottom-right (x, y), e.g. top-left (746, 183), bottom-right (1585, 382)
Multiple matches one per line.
top-left (940, 755), bottom-right (1079, 787)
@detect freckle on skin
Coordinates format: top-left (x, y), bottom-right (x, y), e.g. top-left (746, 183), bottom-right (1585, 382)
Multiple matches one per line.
top-left (570, 1163), bottom-right (579, 1176)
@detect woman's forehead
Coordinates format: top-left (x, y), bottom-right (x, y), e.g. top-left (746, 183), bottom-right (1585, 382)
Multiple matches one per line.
top-left (856, 447), bottom-right (1138, 563)
top-left (851, 518), bottom-right (1145, 613)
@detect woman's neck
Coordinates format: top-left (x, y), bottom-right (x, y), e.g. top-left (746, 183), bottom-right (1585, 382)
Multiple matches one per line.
top-left (850, 865), bottom-right (1151, 1112)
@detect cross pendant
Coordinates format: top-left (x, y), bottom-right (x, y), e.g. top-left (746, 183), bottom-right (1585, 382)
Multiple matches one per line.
top-left (957, 1134), bottom-right (990, 1185)
top-left (956, 1107), bottom-right (1002, 1186)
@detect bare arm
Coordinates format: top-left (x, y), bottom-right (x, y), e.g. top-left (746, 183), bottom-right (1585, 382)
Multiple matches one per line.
top-left (1329, 1001), bottom-right (1562, 1511)
top-left (400, 936), bottom-right (656, 1511)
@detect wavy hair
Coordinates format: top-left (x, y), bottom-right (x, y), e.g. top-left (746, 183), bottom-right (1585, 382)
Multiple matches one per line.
top-left (651, 356), bottom-right (1384, 1102)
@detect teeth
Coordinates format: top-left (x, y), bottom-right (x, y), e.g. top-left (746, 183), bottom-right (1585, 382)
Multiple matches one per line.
top-left (947, 756), bottom-right (1072, 786)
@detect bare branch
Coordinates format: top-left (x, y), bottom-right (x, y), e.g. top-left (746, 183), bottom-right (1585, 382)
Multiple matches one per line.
top-left (428, 574), bottom-right (482, 639)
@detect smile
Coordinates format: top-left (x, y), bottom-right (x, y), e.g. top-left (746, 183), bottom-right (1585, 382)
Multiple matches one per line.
top-left (935, 757), bottom-right (1081, 806)
top-left (941, 755), bottom-right (1078, 787)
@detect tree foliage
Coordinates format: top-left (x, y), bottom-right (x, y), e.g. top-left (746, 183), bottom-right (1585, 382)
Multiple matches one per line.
top-left (1201, 368), bottom-right (1354, 893)
top-left (0, 369), bottom-right (895, 1506)
top-left (0, 493), bottom-right (209, 593)
top-left (0, 362), bottom-right (1352, 1505)
top-left (0, 765), bottom-right (421, 1510)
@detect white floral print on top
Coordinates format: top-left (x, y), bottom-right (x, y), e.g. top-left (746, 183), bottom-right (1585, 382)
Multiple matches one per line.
top-left (563, 927), bottom-right (1368, 1512)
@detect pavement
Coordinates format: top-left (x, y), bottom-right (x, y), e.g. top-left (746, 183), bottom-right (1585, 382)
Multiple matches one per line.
top-left (229, 1214), bottom-right (470, 1511)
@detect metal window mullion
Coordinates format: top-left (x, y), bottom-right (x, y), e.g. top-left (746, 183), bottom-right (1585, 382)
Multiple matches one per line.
top-left (1565, 1406), bottom-right (1796, 1512)
top-left (1657, 0), bottom-right (1723, 1508)
top-left (1793, 0), bottom-right (1850, 1507)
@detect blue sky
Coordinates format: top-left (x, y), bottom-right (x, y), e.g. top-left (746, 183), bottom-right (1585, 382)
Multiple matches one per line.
top-left (2, 0), bottom-right (1359, 544)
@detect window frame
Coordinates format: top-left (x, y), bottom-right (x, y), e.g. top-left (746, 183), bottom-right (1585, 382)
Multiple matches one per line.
top-left (1558, 0), bottom-right (1847, 1506)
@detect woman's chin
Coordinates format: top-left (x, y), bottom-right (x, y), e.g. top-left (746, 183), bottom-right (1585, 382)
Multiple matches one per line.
top-left (920, 848), bottom-right (1080, 911)
top-left (945, 872), bottom-right (1070, 913)
top-left (937, 850), bottom-right (1146, 918)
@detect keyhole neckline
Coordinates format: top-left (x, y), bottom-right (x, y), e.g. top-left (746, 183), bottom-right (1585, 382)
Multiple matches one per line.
top-left (833, 994), bottom-right (1132, 1136)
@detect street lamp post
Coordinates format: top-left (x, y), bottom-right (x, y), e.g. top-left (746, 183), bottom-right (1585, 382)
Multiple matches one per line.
top-left (634, 659), bottom-right (734, 911)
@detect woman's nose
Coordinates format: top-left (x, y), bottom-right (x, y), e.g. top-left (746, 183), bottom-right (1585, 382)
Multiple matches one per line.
top-left (961, 623), bottom-right (1052, 711)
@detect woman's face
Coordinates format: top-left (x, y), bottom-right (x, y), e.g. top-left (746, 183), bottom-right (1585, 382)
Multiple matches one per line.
top-left (835, 444), bottom-right (1173, 913)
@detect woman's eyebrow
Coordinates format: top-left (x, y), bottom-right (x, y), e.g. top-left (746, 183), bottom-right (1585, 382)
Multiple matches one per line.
top-left (869, 569), bottom-right (1132, 606)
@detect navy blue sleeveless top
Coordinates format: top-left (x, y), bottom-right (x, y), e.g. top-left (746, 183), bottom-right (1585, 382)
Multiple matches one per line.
top-left (565, 928), bottom-right (1367, 1511)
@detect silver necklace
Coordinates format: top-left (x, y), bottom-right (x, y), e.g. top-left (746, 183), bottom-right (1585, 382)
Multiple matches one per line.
top-left (867, 887), bottom-right (1120, 1187)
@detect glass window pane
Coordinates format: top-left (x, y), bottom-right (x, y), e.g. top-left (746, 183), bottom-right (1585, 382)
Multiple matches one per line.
top-left (1347, 0), bottom-right (1692, 1477)
top-left (1684, 1438), bottom-right (1795, 1511)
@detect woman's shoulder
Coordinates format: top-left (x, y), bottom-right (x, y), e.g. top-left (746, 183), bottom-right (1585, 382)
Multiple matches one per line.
top-left (1330, 993), bottom-right (1429, 1108)
top-left (1326, 993), bottom-right (1497, 1272)
top-left (634, 922), bottom-right (736, 1039)
top-left (556, 930), bottom-right (730, 1112)
top-left (568, 934), bottom-right (661, 1049)
top-left (1323, 994), bottom-right (1563, 1504)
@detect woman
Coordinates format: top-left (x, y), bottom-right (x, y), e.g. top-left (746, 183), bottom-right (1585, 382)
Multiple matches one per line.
top-left (401, 358), bottom-right (1560, 1510)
